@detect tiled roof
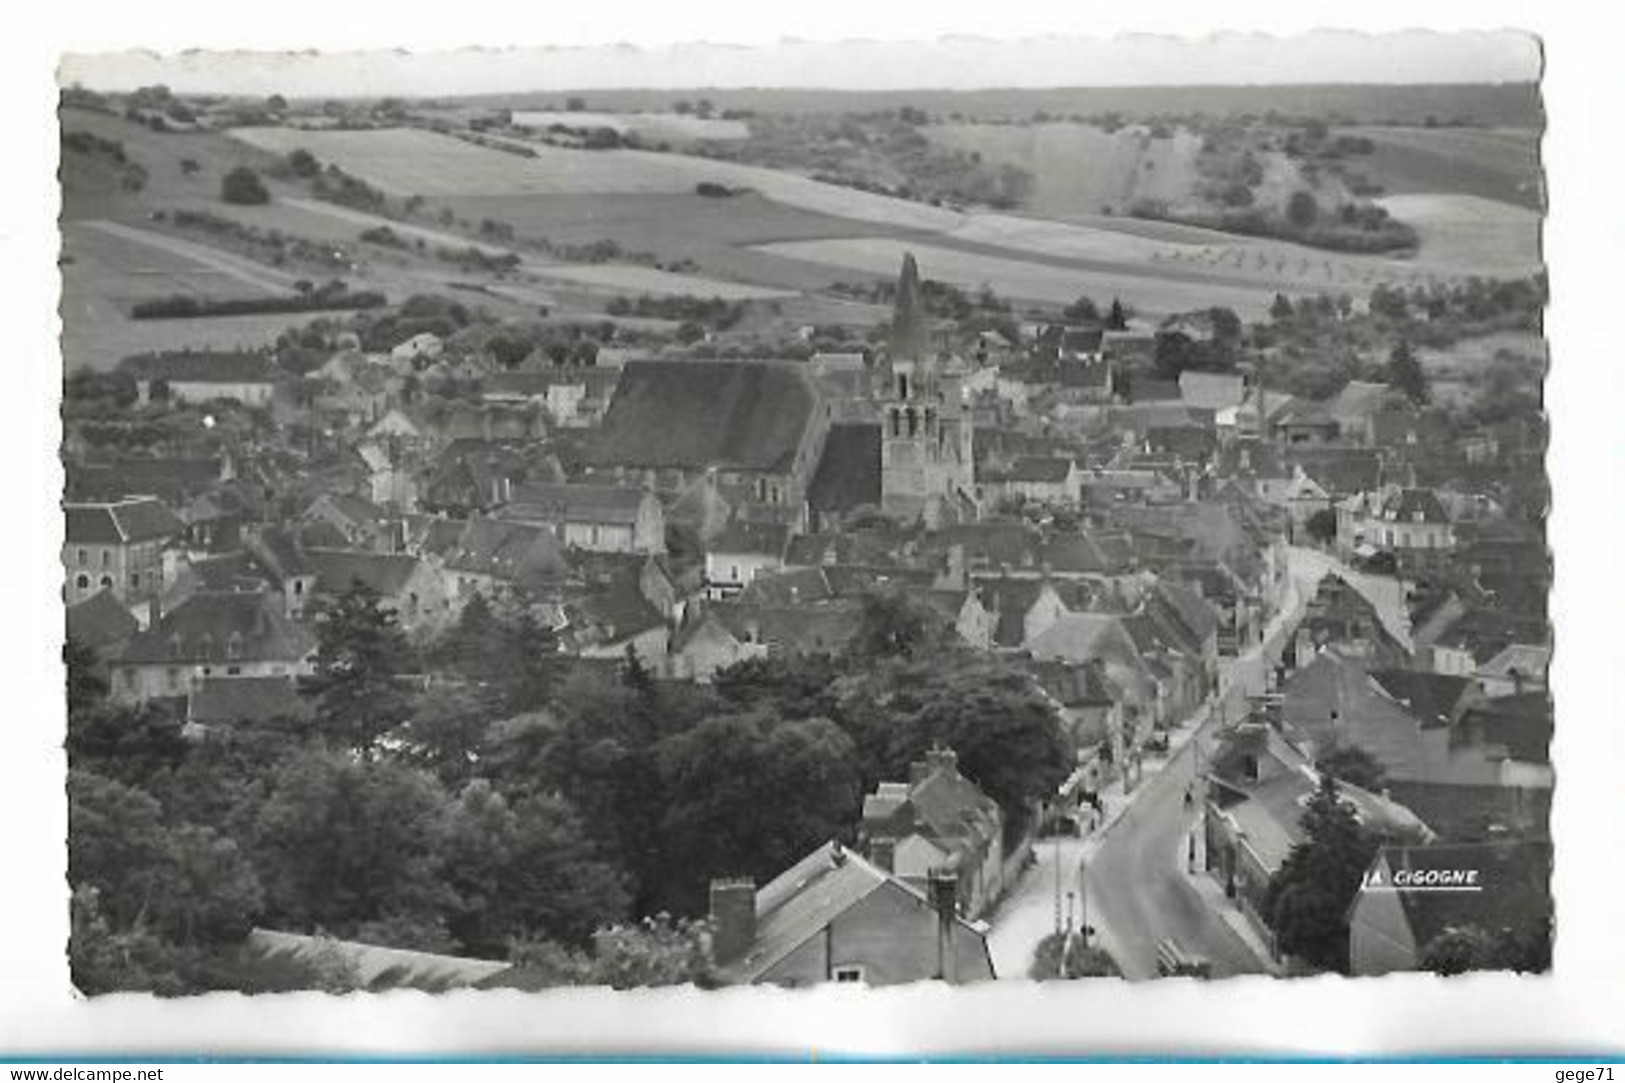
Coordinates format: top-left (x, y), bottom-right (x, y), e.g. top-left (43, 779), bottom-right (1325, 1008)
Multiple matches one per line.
top-left (503, 481), bottom-right (648, 527)
top-left (64, 498), bottom-right (183, 546)
top-left (587, 361), bottom-right (816, 473)
top-left (708, 601), bottom-right (864, 656)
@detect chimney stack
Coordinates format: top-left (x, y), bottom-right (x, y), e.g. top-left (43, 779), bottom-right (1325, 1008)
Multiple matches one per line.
top-left (708, 878), bottom-right (757, 966)
top-left (927, 868), bottom-right (959, 981)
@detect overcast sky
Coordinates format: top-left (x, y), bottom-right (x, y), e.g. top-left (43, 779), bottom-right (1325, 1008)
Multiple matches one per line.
top-left (60, 29), bottom-right (1540, 97)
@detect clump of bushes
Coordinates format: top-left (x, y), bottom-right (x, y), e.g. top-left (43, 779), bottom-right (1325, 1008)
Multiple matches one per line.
top-left (220, 166), bottom-right (270, 205)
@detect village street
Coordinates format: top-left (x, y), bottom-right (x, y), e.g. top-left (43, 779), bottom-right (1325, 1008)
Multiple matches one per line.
top-left (987, 547), bottom-right (1327, 980)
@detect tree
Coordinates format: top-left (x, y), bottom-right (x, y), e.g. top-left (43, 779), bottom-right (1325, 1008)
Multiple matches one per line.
top-left (1106, 298), bottom-right (1129, 331)
top-left (1262, 774), bottom-right (1378, 972)
top-left (68, 770), bottom-right (263, 948)
top-left (441, 780), bottom-right (630, 954)
top-left (1270, 293), bottom-right (1296, 322)
top-left (565, 96), bottom-right (587, 113)
top-left (1315, 743), bottom-right (1388, 792)
top-left (64, 637), bottom-right (108, 714)
top-left (179, 157), bottom-right (201, 177)
top-left (1304, 507), bottom-right (1339, 547)
top-left (220, 166), bottom-right (270, 205)
top-left (1063, 295), bottom-right (1100, 323)
top-left (1386, 339), bottom-right (1430, 405)
top-left (1030, 933), bottom-right (1120, 979)
top-left (250, 747), bottom-right (454, 932)
top-left (286, 148), bottom-right (321, 178)
top-left (653, 710), bottom-right (862, 915)
top-left (849, 586), bottom-right (953, 661)
top-left (303, 581), bottom-right (414, 754)
top-left (1420, 926), bottom-right (1492, 976)
top-left (1286, 190), bottom-right (1320, 231)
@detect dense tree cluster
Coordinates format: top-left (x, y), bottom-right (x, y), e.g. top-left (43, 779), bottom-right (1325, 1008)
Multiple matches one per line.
top-left (66, 581), bottom-right (1071, 993)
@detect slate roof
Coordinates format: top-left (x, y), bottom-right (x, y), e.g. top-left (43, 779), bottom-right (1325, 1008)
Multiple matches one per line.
top-left (66, 590), bottom-right (139, 651)
top-left (120, 591), bottom-right (316, 666)
top-left (121, 351), bottom-right (280, 384)
top-left (807, 423), bottom-right (882, 517)
top-left (187, 676), bottom-right (312, 725)
top-left (587, 361), bottom-right (816, 473)
top-left (715, 841), bottom-right (991, 986)
top-left (1379, 487), bottom-right (1451, 525)
top-left (304, 549), bottom-right (423, 598)
top-left (64, 498), bottom-right (183, 546)
top-left (1369, 669), bottom-right (1475, 729)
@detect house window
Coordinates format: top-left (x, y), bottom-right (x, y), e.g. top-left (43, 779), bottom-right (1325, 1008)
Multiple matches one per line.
top-left (731, 565), bottom-right (741, 582)
top-left (833, 966), bottom-right (865, 984)
top-left (75, 574), bottom-right (89, 589)
top-left (129, 573), bottom-right (140, 588)
top-left (226, 666), bottom-right (242, 676)
top-left (101, 551), bottom-right (111, 568)
top-left (76, 549), bottom-right (87, 565)
top-left (294, 580), bottom-right (304, 595)
top-left (99, 576), bottom-right (113, 589)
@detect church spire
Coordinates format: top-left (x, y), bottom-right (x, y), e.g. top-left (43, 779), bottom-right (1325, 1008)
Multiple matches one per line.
top-left (889, 252), bottom-right (929, 361)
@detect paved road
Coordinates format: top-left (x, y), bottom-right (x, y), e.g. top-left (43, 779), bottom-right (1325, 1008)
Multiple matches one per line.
top-left (1083, 700), bottom-right (1262, 980)
top-left (1080, 559), bottom-right (1315, 980)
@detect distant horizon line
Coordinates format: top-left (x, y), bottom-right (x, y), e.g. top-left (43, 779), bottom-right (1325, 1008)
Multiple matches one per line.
top-left (64, 78), bottom-right (1541, 100)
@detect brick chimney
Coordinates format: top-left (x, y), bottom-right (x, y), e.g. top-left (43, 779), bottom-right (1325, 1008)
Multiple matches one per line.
top-left (708, 878), bottom-right (757, 966)
top-left (927, 867), bottom-right (959, 981)
top-left (868, 836), bottom-right (896, 873)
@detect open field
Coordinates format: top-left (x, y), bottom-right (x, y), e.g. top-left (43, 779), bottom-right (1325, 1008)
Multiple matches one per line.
top-left (512, 111), bottom-right (748, 142)
top-left (228, 126), bottom-right (966, 231)
top-left (1348, 126), bottom-right (1543, 209)
top-left (282, 196), bottom-right (798, 300)
top-left (61, 223), bottom-right (309, 371)
top-left (924, 122), bottom-right (1205, 217)
top-left (472, 83), bottom-right (1544, 127)
top-left (753, 237), bottom-right (1280, 318)
top-left (1375, 194), bottom-right (1542, 277)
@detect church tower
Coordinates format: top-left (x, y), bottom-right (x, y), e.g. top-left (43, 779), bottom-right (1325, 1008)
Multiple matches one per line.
top-left (879, 254), bottom-right (976, 523)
